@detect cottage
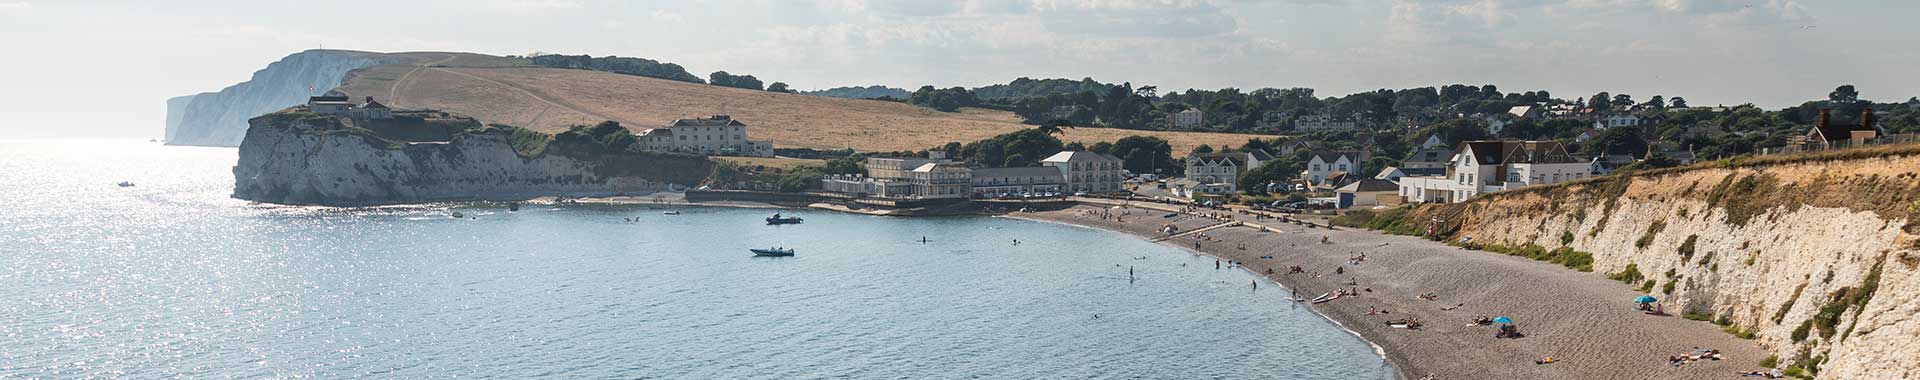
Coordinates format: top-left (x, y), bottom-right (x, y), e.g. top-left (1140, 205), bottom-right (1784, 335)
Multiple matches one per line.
top-left (1374, 166), bottom-right (1407, 182)
top-left (1790, 109), bottom-right (1880, 152)
top-left (1507, 105), bottom-right (1543, 119)
top-left (1597, 114), bottom-right (1643, 129)
top-left (1397, 140), bottom-right (1589, 203)
top-left (1303, 150), bottom-right (1365, 184)
top-left (1399, 145), bottom-right (1452, 177)
top-left (1336, 178), bottom-right (1400, 209)
top-left (348, 97), bottom-right (392, 120)
top-left (307, 95), bottom-right (352, 115)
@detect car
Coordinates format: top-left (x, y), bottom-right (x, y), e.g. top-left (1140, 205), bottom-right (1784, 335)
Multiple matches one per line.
top-left (1074, 191), bottom-right (1089, 196)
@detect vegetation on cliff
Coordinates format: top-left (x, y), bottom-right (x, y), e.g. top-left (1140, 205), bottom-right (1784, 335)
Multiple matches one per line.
top-left (526, 54), bottom-right (704, 83)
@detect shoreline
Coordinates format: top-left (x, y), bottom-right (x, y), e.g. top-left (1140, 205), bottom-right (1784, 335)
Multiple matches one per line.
top-left (1007, 204), bottom-right (1768, 380)
top-left (1005, 214), bottom-right (1397, 368)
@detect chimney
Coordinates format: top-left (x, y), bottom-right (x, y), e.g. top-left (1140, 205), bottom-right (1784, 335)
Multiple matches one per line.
top-left (1862, 108), bottom-right (1875, 129)
top-left (1817, 109), bottom-right (1832, 128)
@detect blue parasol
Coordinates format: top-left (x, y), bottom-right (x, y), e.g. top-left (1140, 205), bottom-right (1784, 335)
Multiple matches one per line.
top-left (1634, 295), bottom-right (1658, 304)
top-left (1492, 316), bottom-right (1513, 324)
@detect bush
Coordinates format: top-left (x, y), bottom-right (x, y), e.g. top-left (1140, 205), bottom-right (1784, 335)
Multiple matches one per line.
top-left (1791, 320), bottom-right (1813, 342)
top-left (1760, 355), bottom-right (1779, 368)
top-left (1677, 235), bottom-right (1699, 262)
top-left (1640, 280), bottom-right (1656, 292)
top-left (1636, 220), bottom-right (1666, 249)
top-left (1663, 279), bottom-right (1678, 295)
top-left (1610, 263), bottom-right (1645, 284)
top-left (1560, 230), bottom-right (1575, 246)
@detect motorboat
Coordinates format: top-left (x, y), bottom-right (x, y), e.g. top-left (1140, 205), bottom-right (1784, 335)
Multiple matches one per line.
top-left (765, 213), bottom-right (803, 225)
top-left (663, 211), bottom-right (681, 215)
top-left (116, 181), bottom-right (135, 187)
top-left (750, 248), bottom-right (796, 257)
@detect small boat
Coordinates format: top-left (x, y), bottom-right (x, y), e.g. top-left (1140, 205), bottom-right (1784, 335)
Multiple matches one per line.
top-left (750, 248), bottom-right (795, 257)
top-left (450, 211), bottom-right (465, 219)
top-left (663, 211), bottom-right (681, 215)
top-left (116, 181), bottom-right (135, 187)
top-left (507, 202), bottom-right (520, 212)
top-left (765, 213), bottom-right (803, 225)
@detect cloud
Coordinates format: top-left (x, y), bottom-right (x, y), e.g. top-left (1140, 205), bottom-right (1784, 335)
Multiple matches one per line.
top-left (0, 1), bottom-right (31, 14)
top-left (650, 9), bottom-right (684, 23)
top-left (485, 0), bottom-right (582, 12)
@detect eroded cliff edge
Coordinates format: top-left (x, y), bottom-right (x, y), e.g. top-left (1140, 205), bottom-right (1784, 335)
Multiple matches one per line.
top-left (1346, 148), bottom-right (1920, 379)
top-left (232, 109), bottom-right (711, 206)
top-left (168, 50), bottom-right (408, 147)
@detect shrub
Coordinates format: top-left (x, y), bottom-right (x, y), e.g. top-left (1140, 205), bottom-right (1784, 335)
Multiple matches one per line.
top-left (1760, 355), bottom-right (1779, 368)
top-left (1677, 235), bottom-right (1699, 262)
top-left (1640, 280), bottom-right (1656, 292)
top-left (1560, 230), bottom-right (1575, 246)
top-left (1791, 320), bottom-right (1813, 342)
top-left (1636, 220), bottom-right (1666, 249)
top-left (1610, 263), bottom-right (1645, 284)
top-left (1662, 279), bottom-right (1678, 295)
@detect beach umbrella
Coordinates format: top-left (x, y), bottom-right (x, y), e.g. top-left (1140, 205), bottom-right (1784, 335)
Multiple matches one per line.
top-left (1491, 316), bottom-right (1513, 324)
top-left (1634, 295), bottom-right (1658, 304)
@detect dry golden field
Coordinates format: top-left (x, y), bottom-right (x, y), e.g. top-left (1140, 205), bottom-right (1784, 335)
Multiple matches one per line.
top-left (337, 61), bottom-right (1270, 154)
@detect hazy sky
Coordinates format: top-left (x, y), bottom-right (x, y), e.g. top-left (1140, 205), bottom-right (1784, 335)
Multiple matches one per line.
top-left (2, 0), bottom-right (1914, 138)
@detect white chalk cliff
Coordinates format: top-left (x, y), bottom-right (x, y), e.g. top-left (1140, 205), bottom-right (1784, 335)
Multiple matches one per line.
top-left (168, 50), bottom-right (406, 147)
top-left (232, 110), bottom-right (710, 206)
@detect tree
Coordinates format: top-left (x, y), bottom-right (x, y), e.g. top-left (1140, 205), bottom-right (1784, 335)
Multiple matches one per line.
top-left (1612, 94), bottom-right (1635, 108)
top-left (708, 71), bottom-right (765, 90)
top-left (1590, 127), bottom-right (1648, 156)
top-left (1107, 136), bottom-right (1175, 174)
top-left (1588, 92), bottom-right (1612, 110)
top-left (1669, 97), bottom-right (1688, 109)
top-left (1192, 144), bottom-right (1215, 154)
top-left (1829, 84), bottom-right (1859, 103)
top-left (766, 82), bottom-right (792, 93)
top-left (1647, 95), bottom-right (1666, 110)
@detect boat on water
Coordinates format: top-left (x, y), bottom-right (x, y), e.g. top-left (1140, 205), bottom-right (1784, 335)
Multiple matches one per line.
top-left (663, 211), bottom-right (681, 215)
top-left (116, 181), bottom-right (135, 187)
top-left (765, 213), bottom-right (803, 225)
top-left (750, 248), bottom-right (796, 257)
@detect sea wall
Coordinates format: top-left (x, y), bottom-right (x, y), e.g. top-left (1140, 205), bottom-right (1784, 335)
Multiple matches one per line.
top-left (232, 112), bottom-right (711, 206)
top-left (168, 50), bottom-right (405, 147)
top-left (1391, 152), bottom-right (1920, 379)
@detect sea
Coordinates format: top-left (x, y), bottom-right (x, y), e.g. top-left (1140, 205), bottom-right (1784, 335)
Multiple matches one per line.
top-left (0, 140), bottom-right (1395, 379)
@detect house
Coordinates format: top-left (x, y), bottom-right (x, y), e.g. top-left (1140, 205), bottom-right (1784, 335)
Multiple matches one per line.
top-left (1589, 154), bottom-right (1638, 176)
top-left (822, 154), bottom-right (959, 198)
top-left (1485, 116), bottom-right (1510, 135)
top-left (1399, 145), bottom-right (1453, 177)
top-left (1396, 140), bottom-right (1591, 203)
top-left (1574, 130), bottom-right (1602, 143)
top-left (1183, 152), bottom-right (1265, 193)
top-left (1276, 140), bottom-right (1314, 155)
top-left (307, 95), bottom-right (352, 115)
top-left (1170, 109), bottom-right (1206, 129)
top-left (348, 96), bottom-right (393, 120)
top-left (1335, 178), bottom-right (1400, 209)
top-left (1374, 166), bottom-right (1407, 182)
top-left (971, 166), bottom-right (1066, 197)
top-left (1303, 150), bottom-right (1365, 184)
top-left (1507, 105), bottom-right (1543, 119)
top-left (1597, 114), bottom-right (1643, 129)
top-left (1042, 151), bottom-right (1125, 193)
top-left (1419, 135), bottom-right (1445, 149)
top-left (1168, 178), bottom-right (1234, 199)
top-left (636, 115), bottom-right (775, 157)
top-left (1789, 109), bottom-right (1880, 152)
top-left (1295, 114), bottom-right (1358, 131)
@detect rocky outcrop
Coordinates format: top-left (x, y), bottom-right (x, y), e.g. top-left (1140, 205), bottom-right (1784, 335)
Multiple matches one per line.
top-left (1385, 151), bottom-right (1920, 379)
top-left (167, 50), bottom-right (406, 147)
top-left (232, 110), bottom-right (712, 206)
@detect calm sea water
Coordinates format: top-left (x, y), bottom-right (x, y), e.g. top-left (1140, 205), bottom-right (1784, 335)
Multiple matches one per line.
top-left (0, 140), bottom-right (1394, 379)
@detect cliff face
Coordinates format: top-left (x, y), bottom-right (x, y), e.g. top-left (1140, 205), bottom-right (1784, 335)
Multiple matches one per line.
top-left (1393, 152), bottom-right (1920, 379)
top-left (168, 50), bottom-right (406, 147)
top-left (232, 111), bottom-right (712, 206)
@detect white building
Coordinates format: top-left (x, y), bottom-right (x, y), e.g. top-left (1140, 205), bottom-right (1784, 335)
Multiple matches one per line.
top-left (1303, 150), bottom-right (1364, 184)
top-left (1042, 151), bottom-right (1124, 194)
top-left (307, 95), bottom-right (352, 115)
top-left (1295, 114), bottom-right (1358, 131)
top-left (1597, 114), bottom-right (1644, 129)
top-left (1183, 151), bottom-right (1268, 193)
top-left (971, 166), bottom-right (1065, 197)
top-left (1171, 109), bottom-right (1206, 129)
top-left (1336, 178), bottom-right (1400, 209)
top-left (1397, 140), bottom-right (1591, 203)
top-left (636, 115), bottom-right (774, 157)
top-left (908, 162), bottom-right (973, 199)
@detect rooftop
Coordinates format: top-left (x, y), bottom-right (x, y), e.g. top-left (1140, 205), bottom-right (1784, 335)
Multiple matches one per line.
top-left (1042, 151), bottom-right (1121, 163)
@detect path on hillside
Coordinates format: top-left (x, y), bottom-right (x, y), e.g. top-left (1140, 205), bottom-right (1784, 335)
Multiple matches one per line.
top-left (427, 67), bottom-right (623, 127)
top-left (386, 54), bottom-right (457, 105)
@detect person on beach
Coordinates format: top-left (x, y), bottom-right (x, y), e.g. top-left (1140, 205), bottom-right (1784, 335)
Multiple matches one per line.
top-left (1216, 259), bottom-right (1221, 269)
top-left (1251, 280), bottom-right (1257, 290)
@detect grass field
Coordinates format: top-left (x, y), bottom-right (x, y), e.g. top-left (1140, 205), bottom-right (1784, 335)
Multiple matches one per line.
top-left (336, 59), bottom-right (1271, 154)
top-left (713, 156), bottom-right (827, 169)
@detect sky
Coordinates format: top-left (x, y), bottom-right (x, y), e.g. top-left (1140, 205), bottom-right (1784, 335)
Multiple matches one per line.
top-left (1, 0), bottom-right (1915, 138)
